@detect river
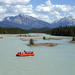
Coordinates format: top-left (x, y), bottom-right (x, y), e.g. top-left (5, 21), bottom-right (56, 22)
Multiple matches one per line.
top-left (0, 34), bottom-right (75, 75)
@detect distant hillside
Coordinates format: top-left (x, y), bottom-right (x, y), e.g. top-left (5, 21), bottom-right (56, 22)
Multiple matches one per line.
top-left (51, 16), bottom-right (75, 28)
top-left (45, 26), bottom-right (75, 36)
top-left (0, 26), bottom-right (75, 36)
top-left (0, 14), bottom-right (51, 29)
top-left (0, 14), bottom-right (75, 29)
top-left (0, 27), bottom-right (28, 34)
top-left (28, 27), bottom-right (50, 33)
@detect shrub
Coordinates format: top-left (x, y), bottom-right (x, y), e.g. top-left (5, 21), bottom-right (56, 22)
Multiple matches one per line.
top-left (43, 36), bottom-right (46, 40)
top-left (30, 39), bottom-right (34, 45)
top-left (72, 37), bottom-right (75, 41)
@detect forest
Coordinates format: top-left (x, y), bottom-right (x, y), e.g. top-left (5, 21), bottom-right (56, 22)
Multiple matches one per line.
top-left (45, 26), bottom-right (75, 36)
top-left (0, 27), bottom-right (28, 34)
top-left (0, 26), bottom-right (75, 37)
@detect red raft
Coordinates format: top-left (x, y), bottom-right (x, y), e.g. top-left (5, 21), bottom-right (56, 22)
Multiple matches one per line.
top-left (16, 51), bottom-right (35, 56)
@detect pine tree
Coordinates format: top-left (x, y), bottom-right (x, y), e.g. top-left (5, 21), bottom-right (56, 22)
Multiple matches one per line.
top-left (43, 36), bottom-right (46, 40)
top-left (30, 39), bottom-right (34, 45)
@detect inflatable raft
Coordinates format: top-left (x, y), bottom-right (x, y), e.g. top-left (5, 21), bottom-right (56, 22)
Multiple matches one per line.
top-left (16, 51), bottom-right (35, 56)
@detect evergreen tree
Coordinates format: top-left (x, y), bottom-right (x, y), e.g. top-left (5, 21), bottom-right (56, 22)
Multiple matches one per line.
top-left (72, 37), bottom-right (75, 41)
top-left (43, 36), bottom-right (46, 40)
top-left (30, 39), bottom-right (34, 45)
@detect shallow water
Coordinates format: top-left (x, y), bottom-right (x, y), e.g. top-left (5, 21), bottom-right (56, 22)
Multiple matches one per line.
top-left (0, 34), bottom-right (75, 75)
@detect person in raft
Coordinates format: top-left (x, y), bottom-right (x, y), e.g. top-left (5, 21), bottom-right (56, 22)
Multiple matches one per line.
top-left (24, 50), bottom-right (27, 54)
top-left (24, 50), bottom-right (26, 52)
top-left (24, 50), bottom-right (33, 54)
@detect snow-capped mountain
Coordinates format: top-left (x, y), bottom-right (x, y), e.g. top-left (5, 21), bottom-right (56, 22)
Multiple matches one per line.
top-left (0, 14), bottom-right (75, 29)
top-left (0, 14), bottom-right (50, 29)
top-left (51, 16), bottom-right (75, 28)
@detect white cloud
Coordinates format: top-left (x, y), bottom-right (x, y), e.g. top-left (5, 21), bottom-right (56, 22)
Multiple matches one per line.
top-left (36, 14), bottom-right (50, 22)
top-left (0, 0), bottom-right (30, 4)
top-left (35, 0), bottom-right (75, 23)
top-left (0, 0), bottom-right (75, 23)
top-left (70, 12), bottom-right (75, 19)
top-left (36, 5), bottom-right (50, 12)
top-left (46, 0), bottom-right (52, 6)
top-left (36, 0), bottom-right (53, 13)
top-left (14, 5), bottom-right (33, 13)
top-left (54, 5), bottom-right (73, 12)
top-left (0, 6), bottom-right (6, 13)
top-left (0, 0), bottom-right (32, 20)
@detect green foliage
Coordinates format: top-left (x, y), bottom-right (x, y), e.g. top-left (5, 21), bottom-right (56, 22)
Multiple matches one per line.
top-left (45, 26), bottom-right (75, 36)
top-left (0, 26), bottom-right (75, 37)
top-left (72, 37), bottom-right (75, 41)
top-left (43, 36), bottom-right (46, 40)
top-left (0, 27), bottom-right (28, 34)
top-left (30, 39), bottom-right (34, 45)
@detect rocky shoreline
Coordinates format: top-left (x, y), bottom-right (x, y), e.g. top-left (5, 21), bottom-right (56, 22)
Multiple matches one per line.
top-left (28, 43), bottom-right (57, 47)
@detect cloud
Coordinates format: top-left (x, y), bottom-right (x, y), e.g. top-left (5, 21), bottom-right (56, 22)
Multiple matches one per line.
top-left (14, 5), bottom-right (33, 13)
top-left (0, 0), bottom-right (75, 23)
top-left (35, 0), bottom-right (75, 23)
top-left (0, 6), bottom-right (6, 13)
top-left (69, 11), bottom-right (75, 19)
top-left (0, 0), bottom-right (32, 20)
top-left (35, 0), bottom-right (52, 13)
top-left (35, 4), bottom-right (50, 12)
top-left (0, 0), bottom-right (30, 4)
top-left (32, 14), bottom-right (50, 23)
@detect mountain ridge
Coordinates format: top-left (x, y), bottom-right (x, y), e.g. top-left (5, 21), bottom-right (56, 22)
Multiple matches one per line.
top-left (0, 14), bottom-right (51, 29)
top-left (0, 14), bottom-right (75, 29)
top-left (51, 16), bottom-right (75, 28)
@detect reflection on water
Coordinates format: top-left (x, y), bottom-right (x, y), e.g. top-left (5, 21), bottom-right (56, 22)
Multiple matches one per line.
top-left (0, 34), bottom-right (75, 75)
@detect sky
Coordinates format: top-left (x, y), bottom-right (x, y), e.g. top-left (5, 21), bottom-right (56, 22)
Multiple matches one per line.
top-left (0, 0), bottom-right (75, 23)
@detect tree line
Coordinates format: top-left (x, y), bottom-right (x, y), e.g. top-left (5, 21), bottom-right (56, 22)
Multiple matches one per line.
top-left (45, 26), bottom-right (75, 36)
top-left (0, 26), bottom-right (75, 37)
top-left (0, 27), bottom-right (28, 34)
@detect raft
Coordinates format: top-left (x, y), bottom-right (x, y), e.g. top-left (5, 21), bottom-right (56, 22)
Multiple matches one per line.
top-left (16, 51), bottom-right (35, 56)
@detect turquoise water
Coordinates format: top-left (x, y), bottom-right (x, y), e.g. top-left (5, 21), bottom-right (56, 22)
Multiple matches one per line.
top-left (0, 34), bottom-right (75, 75)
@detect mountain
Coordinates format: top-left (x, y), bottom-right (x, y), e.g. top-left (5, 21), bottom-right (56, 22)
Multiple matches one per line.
top-left (0, 14), bottom-right (75, 29)
top-left (28, 27), bottom-right (50, 33)
top-left (0, 14), bottom-right (51, 29)
top-left (52, 16), bottom-right (75, 28)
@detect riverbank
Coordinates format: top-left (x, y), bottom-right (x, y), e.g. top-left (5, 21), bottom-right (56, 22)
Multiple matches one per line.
top-left (28, 43), bottom-right (57, 47)
top-left (70, 41), bottom-right (75, 43)
top-left (44, 38), bottom-right (61, 40)
top-left (0, 36), bottom-right (3, 39)
top-left (20, 37), bottom-right (62, 41)
top-left (20, 37), bottom-right (42, 41)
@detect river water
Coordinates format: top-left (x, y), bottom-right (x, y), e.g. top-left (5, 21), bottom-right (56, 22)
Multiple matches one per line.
top-left (0, 34), bottom-right (75, 75)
